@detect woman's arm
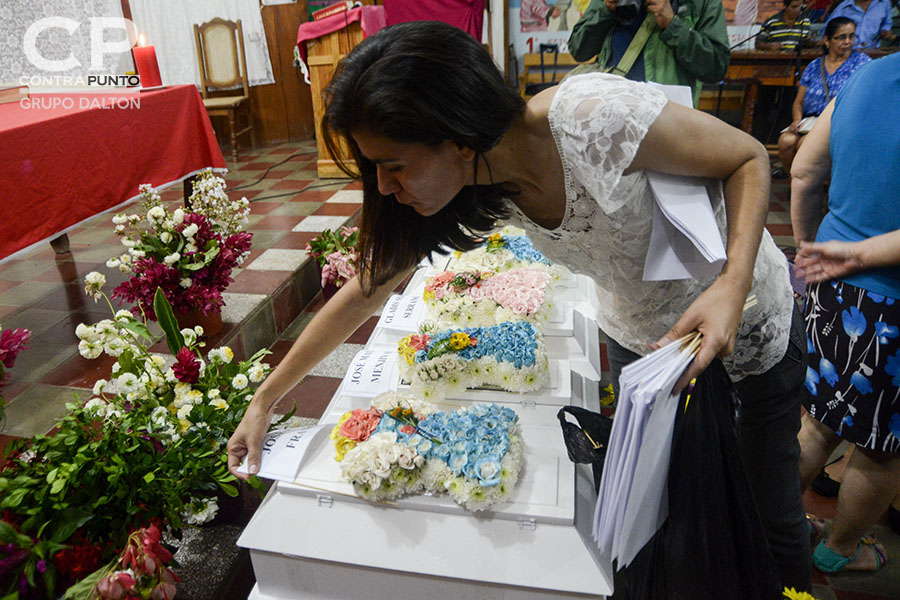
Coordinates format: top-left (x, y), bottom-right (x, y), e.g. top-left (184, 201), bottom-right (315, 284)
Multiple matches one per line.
top-left (790, 99), bottom-right (834, 243)
top-left (791, 85), bottom-right (807, 126)
top-left (794, 231), bottom-right (900, 282)
top-left (227, 267), bottom-right (413, 478)
top-left (627, 101), bottom-right (771, 392)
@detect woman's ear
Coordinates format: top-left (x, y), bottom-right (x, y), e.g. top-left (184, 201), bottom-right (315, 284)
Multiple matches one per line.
top-left (455, 144), bottom-right (476, 161)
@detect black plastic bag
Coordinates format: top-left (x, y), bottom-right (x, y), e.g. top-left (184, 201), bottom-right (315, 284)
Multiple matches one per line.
top-left (557, 405), bottom-right (613, 493)
top-left (619, 359), bottom-right (781, 600)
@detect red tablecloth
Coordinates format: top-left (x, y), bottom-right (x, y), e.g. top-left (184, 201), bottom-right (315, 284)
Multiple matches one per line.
top-left (296, 6), bottom-right (386, 83)
top-left (0, 85), bottom-right (225, 262)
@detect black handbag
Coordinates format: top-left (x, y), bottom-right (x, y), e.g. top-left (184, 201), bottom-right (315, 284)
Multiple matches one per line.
top-left (524, 43), bottom-right (560, 96)
top-left (556, 405), bottom-right (613, 493)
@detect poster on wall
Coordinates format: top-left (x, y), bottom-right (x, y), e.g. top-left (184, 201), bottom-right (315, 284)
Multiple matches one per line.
top-left (508, 0), bottom-right (590, 79)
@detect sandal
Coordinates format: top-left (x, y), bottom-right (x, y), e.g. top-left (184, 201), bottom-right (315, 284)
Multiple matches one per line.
top-left (807, 514), bottom-right (826, 546)
top-left (811, 469), bottom-right (841, 497)
top-left (813, 537), bottom-right (887, 573)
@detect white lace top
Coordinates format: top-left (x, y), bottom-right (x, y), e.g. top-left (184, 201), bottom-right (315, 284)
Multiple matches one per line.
top-left (505, 74), bottom-right (793, 380)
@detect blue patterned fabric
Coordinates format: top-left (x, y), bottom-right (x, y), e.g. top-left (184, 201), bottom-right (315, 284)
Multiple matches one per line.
top-left (803, 280), bottom-right (900, 452)
top-left (798, 51), bottom-right (870, 117)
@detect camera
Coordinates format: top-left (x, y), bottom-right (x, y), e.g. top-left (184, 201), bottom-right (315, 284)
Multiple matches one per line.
top-left (615, 0), bottom-right (642, 25)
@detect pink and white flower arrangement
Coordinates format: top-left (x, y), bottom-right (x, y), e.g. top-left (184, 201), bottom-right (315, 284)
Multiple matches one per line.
top-left (92, 524), bottom-right (179, 600)
top-left (106, 170), bottom-right (252, 320)
top-left (423, 267), bottom-right (553, 329)
top-left (305, 226), bottom-right (359, 289)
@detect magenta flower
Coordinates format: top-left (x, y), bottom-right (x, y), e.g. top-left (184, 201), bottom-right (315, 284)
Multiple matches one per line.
top-left (172, 347), bottom-right (201, 383)
top-left (0, 327), bottom-right (30, 369)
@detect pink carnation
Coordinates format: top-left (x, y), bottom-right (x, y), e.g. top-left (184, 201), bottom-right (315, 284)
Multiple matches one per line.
top-left (339, 407), bottom-right (382, 441)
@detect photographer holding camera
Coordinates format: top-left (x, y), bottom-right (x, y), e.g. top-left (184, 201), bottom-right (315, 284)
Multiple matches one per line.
top-left (568, 0), bottom-right (730, 105)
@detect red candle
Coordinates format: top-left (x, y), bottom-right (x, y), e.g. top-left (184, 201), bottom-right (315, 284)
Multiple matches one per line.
top-left (132, 44), bottom-right (162, 88)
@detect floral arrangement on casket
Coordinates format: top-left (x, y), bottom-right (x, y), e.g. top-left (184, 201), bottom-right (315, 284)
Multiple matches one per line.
top-left (330, 391), bottom-right (523, 512)
top-left (0, 279), bottom-right (270, 598)
top-left (397, 321), bottom-right (549, 399)
top-left (107, 169), bottom-right (252, 320)
top-left (448, 227), bottom-right (564, 277)
top-left (422, 267), bottom-right (553, 329)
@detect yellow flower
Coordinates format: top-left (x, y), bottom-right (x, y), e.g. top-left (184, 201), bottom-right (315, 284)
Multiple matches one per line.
top-left (782, 588), bottom-right (817, 600)
top-left (220, 346), bottom-right (234, 363)
top-left (333, 436), bottom-right (356, 461)
top-left (599, 383), bottom-right (615, 406)
top-left (453, 250), bottom-right (462, 258)
top-left (449, 332), bottom-right (470, 350)
top-left (210, 398), bottom-right (228, 410)
top-left (423, 289), bottom-right (435, 302)
top-left (488, 233), bottom-right (502, 243)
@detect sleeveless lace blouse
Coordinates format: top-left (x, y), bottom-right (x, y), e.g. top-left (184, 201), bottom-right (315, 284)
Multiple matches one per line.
top-left (505, 74), bottom-right (793, 380)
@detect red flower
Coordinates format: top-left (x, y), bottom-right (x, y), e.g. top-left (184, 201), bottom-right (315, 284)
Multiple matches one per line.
top-left (172, 348), bottom-right (200, 383)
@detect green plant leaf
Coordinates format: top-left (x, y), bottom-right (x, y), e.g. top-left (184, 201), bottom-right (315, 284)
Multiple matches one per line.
top-left (144, 472), bottom-right (156, 483)
top-left (154, 287), bottom-right (185, 354)
top-left (218, 482), bottom-right (238, 497)
top-left (120, 320), bottom-right (152, 341)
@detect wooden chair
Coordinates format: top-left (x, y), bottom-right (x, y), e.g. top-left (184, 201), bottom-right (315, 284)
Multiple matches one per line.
top-left (193, 18), bottom-right (255, 162)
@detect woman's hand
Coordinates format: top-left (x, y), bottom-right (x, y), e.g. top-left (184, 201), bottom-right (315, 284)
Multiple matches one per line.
top-left (227, 402), bottom-right (274, 479)
top-left (794, 239), bottom-right (865, 283)
top-left (649, 277), bottom-right (746, 394)
top-left (788, 120), bottom-right (800, 134)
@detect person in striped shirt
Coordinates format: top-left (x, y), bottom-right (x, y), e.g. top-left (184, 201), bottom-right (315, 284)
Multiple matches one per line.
top-left (757, 0), bottom-right (814, 50)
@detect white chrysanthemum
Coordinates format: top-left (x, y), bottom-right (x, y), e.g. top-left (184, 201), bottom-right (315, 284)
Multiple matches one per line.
top-left (182, 496), bottom-right (219, 526)
top-left (111, 362), bottom-right (121, 374)
top-left (185, 243), bottom-right (198, 254)
top-left (172, 208), bottom-right (185, 225)
top-left (207, 388), bottom-right (221, 399)
top-left (193, 326), bottom-right (204, 337)
top-left (128, 249), bottom-right (145, 259)
top-left (147, 205), bottom-right (166, 221)
top-left (209, 347), bottom-right (233, 364)
top-left (92, 379), bottom-right (108, 395)
top-left (150, 405), bottom-right (169, 426)
top-left (160, 231), bottom-right (173, 244)
top-left (75, 323), bottom-right (99, 342)
top-left (121, 238), bottom-right (137, 249)
top-left (83, 397), bottom-right (107, 416)
top-left (248, 364), bottom-right (266, 383)
top-left (112, 214), bottom-right (128, 225)
top-left (177, 404), bottom-right (193, 420)
top-left (232, 374), bottom-right (249, 390)
top-left (164, 369), bottom-right (177, 383)
top-left (210, 398), bottom-right (228, 410)
top-left (78, 340), bottom-right (103, 359)
top-left (179, 277), bottom-right (192, 289)
top-left (182, 223), bottom-right (199, 239)
top-left (106, 258), bottom-right (121, 269)
top-left (104, 338), bottom-right (127, 357)
top-left (116, 372), bottom-right (140, 395)
top-left (163, 253), bottom-right (180, 265)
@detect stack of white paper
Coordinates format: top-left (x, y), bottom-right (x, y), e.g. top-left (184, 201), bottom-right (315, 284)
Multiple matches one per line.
top-left (643, 82), bottom-right (727, 282)
top-left (592, 335), bottom-right (697, 568)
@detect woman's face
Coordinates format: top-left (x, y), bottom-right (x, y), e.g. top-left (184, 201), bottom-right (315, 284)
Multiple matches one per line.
top-left (352, 131), bottom-right (475, 217)
top-left (827, 23), bottom-right (855, 57)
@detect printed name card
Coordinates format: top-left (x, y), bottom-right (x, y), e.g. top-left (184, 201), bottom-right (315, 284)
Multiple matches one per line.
top-left (341, 349), bottom-right (399, 397)
top-left (375, 294), bottom-right (425, 333)
top-left (237, 424), bottom-right (331, 482)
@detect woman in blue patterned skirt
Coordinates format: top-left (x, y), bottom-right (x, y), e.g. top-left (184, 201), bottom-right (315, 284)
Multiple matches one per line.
top-left (792, 53), bottom-right (900, 574)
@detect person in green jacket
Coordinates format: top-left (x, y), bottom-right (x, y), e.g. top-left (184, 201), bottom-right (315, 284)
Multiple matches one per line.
top-left (567, 0), bottom-right (730, 106)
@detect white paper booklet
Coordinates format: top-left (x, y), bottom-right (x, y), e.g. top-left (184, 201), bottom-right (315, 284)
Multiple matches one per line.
top-left (642, 83), bottom-right (727, 282)
top-left (592, 336), bottom-right (697, 568)
top-left (236, 424), bottom-right (333, 482)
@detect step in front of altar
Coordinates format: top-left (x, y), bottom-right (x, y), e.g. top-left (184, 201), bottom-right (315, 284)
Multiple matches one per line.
top-left (238, 409), bottom-right (612, 599)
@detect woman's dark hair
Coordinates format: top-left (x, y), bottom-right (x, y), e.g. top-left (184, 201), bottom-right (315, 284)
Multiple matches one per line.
top-left (825, 16), bottom-right (855, 39)
top-left (322, 21), bottom-right (526, 295)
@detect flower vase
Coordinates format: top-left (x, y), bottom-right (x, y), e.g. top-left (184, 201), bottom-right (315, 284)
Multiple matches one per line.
top-left (175, 308), bottom-right (223, 337)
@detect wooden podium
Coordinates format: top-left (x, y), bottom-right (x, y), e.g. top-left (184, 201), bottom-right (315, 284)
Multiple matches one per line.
top-left (305, 18), bottom-right (365, 178)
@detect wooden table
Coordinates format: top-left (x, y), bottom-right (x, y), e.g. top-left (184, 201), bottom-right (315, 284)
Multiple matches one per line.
top-left (723, 48), bottom-right (896, 133)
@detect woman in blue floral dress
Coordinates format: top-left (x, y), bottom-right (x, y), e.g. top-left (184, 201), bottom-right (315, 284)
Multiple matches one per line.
top-left (792, 53), bottom-right (900, 574)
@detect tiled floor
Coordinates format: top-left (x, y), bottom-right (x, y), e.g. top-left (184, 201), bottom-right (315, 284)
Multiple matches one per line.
top-left (0, 141), bottom-right (897, 599)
